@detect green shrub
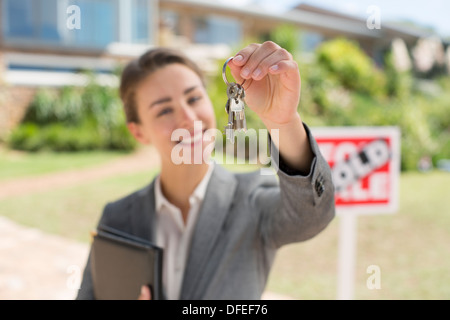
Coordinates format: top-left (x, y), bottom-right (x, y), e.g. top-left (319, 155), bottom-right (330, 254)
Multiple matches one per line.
top-left (104, 122), bottom-right (137, 151)
top-left (269, 24), bottom-right (300, 54)
top-left (300, 38), bottom-right (450, 171)
top-left (23, 89), bottom-right (59, 125)
top-left (8, 75), bottom-right (136, 152)
top-left (384, 51), bottom-right (413, 99)
top-left (300, 62), bottom-right (344, 119)
top-left (8, 123), bottom-right (41, 152)
top-left (316, 38), bottom-right (386, 97)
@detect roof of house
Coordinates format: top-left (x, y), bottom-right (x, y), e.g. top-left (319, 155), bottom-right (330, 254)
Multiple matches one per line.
top-left (294, 3), bottom-right (435, 42)
top-left (161, 0), bottom-right (437, 43)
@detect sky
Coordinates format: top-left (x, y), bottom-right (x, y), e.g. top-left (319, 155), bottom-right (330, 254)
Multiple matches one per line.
top-left (220, 0), bottom-right (450, 38)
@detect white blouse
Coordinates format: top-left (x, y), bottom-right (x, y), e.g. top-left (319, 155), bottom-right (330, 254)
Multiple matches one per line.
top-left (154, 162), bottom-right (214, 300)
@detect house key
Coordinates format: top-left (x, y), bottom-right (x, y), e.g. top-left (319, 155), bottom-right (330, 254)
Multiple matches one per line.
top-left (222, 57), bottom-right (247, 143)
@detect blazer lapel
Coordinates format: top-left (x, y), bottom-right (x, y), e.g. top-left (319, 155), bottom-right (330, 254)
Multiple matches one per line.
top-left (131, 180), bottom-right (157, 243)
top-left (180, 164), bottom-right (237, 299)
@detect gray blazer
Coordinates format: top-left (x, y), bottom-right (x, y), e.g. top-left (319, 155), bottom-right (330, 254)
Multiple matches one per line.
top-left (77, 125), bottom-right (335, 300)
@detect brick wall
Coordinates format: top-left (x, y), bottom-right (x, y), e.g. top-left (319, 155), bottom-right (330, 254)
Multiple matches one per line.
top-left (0, 49), bottom-right (36, 139)
top-left (0, 84), bottom-right (36, 140)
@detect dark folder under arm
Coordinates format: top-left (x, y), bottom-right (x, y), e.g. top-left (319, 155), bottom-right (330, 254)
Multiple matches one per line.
top-left (90, 225), bottom-right (163, 300)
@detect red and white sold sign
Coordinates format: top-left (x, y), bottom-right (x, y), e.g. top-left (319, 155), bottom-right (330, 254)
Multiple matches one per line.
top-left (312, 127), bottom-right (401, 214)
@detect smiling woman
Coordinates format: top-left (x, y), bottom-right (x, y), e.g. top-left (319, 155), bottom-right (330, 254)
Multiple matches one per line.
top-left (123, 58), bottom-right (216, 171)
top-left (135, 67), bottom-right (215, 169)
top-left (77, 43), bottom-right (336, 300)
top-left (119, 48), bottom-right (206, 124)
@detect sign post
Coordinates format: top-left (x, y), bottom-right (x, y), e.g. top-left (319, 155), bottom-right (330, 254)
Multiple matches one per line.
top-left (312, 127), bottom-right (401, 300)
top-left (337, 211), bottom-right (357, 300)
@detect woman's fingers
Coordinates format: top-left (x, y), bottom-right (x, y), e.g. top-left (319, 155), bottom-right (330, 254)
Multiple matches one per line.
top-left (229, 41), bottom-right (293, 82)
top-left (250, 49), bottom-right (294, 80)
top-left (138, 285), bottom-right (152, 300)
top-left (230, 42), bottom-right (260, 67)
top-left (267, 59), bottom-right (300, 77)
top-left (227, 42), bottom-right (267, 86)
top-left (238, 42), bottom-right (280, 80)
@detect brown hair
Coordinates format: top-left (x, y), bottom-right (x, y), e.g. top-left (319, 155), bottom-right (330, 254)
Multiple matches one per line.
top-left (119, 48), bottom-right (205, 123)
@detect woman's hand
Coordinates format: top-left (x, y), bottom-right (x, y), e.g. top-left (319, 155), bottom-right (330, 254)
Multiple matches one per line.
top-left (227, 41), bottom-right (301, 126)
top-left (138, 285), bottom-right (152, 300)
top-left (228, 41), bottom-right (313, 173)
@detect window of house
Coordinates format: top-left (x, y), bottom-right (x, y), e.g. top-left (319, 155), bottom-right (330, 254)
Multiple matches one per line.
top-left (1, 0), bottom-right (153, 49)
top-left (302, 31), bottom-right (323, 52)
top-left (193, 15), bottom-right (242, 46)
top-left (160, 10), bottom-right (180, 35)
top-left (66, 0), bottom-right (118, 47)
top-left (3, 0), bottom-right (56, 41)
top-left (131, 0), bottom-right (150, 44)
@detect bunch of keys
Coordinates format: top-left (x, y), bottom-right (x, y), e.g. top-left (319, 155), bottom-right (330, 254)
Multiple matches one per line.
top-left (222, 57), bottom-right (247, 143)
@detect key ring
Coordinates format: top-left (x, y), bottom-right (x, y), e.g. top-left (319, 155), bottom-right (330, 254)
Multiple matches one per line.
top-left (222, 57), bottom-right (246, 87)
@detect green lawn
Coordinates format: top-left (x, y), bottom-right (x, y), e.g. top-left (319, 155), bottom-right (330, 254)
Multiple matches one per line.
top-left (266, 170), bottom-right (450, 299)
top-left (0, 168), bottom-right (159, 242)
top-left (0, 151), bottom-right (449, 299)
top-left (0, 154), bottom-right (260, 242)
top-left (0, 147), bottom-right (127, 182)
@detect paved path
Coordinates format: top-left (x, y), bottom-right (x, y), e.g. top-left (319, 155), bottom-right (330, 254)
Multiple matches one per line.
top-left (0, 216), bottom-right (292, 300)
top-left (0, 147), bottom-right (293, 300)
top-left (0, 146), bottom-right (160, 200)
top-left (0, 216), bottom-right (88, 299)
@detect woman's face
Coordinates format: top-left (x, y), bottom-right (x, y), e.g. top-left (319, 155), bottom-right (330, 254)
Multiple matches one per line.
top-left (130, 63), bottom-right (216, 165)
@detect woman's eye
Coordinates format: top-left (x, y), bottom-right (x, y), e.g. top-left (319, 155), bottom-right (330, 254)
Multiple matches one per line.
top-left (157, 108), bottom-right (173, 117)
top-left (188, 96), bottom-right (202, 105)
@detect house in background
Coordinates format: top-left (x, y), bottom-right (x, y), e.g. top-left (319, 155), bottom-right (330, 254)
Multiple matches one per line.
top-left (0, 0), bottom-right (160, 136)
top-left (159, 1), bottom-right (442, 63)
top-left (0, 0), bottom-right (446, 137)
top-left (0, 0), bottom-right (158, 86)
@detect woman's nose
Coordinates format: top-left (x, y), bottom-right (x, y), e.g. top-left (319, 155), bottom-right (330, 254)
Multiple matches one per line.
top-left (178, 104), bottom-right (198, 126)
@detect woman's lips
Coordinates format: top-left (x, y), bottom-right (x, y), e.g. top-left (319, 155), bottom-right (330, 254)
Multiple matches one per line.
top-left (177, 129), bottom-right (207, 146)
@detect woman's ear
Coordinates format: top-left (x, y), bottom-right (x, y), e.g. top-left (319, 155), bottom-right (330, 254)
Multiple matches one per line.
top-left (127, 122), bottom-right (151, 145)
